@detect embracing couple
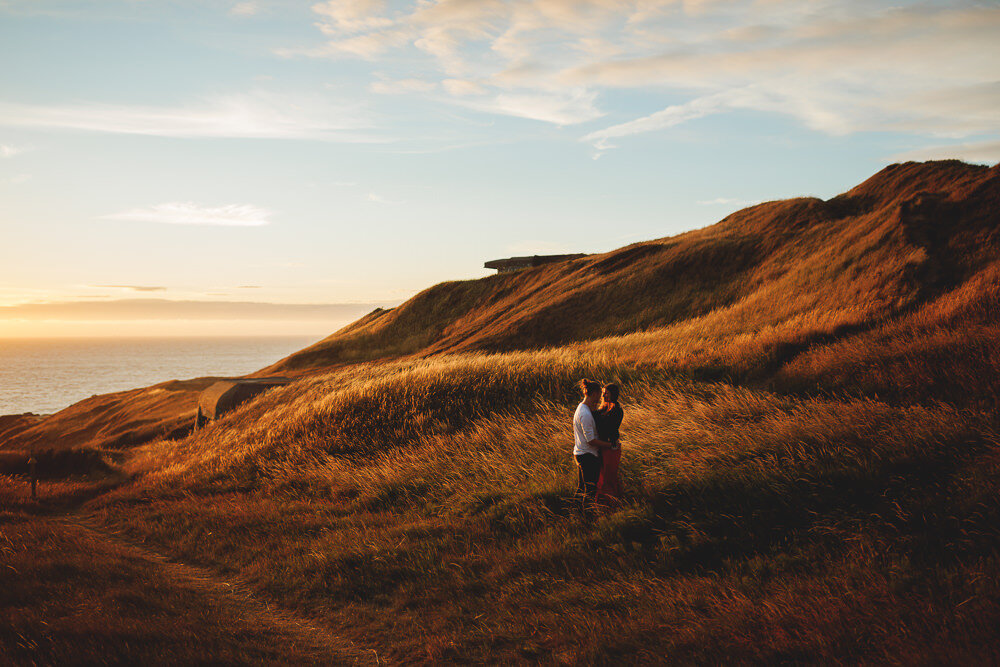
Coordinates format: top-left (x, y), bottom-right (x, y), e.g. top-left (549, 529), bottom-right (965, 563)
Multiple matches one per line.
top-left (573, 378), bottom-right (623, 511)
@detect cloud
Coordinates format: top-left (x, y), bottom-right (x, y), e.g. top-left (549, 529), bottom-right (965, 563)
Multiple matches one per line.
top-left (312, 0), bottom-right (394, 34)
top-left (94, 285), bottom-right (168, 292)
top-left (882, 82), bottom-right (1000, 138)
top-left (101, 203), bottom-right (274, 227)
top-left (287, 0), bottom-right (628, 122)
top-left (1, 144), bottom-right (23, 157)
top-left (442, 78), bottom-right (487, 96)
top-left (696, 197), bottom-right (762, 207)
top-left (0, 91), bottom-right (381, 141)
top-left (585, 92), bottom-right (730, 149)
top-left (292, 29), bottom-right (411, 58)
top-left (230, 2), bottom-right (260, 16)
top-left (890, 140), bottom-right (1000, 165)
top-left (286, 1), bottom-right (1000, 143)
top-left (574, 4), bottom-right (1000, 149)
top-left (460, 88), bottom-right (604, 125)
top-left (0, 298), bottom-right (394, 321)
top-left (367, 192), bottom-right (403, 204)
top-left (369, 77), bottom-right (437, 94)
top-left (585, 82), bottom-right (863, 149)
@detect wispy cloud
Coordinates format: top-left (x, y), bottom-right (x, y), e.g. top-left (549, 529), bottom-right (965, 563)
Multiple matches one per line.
top-left (1, 144), bottom-right (24, 157)
top-left (459, 88), bottom-right (604, 126)
top-left (369, 77), bottom-right (437, 94)
top-left (0, 91), bottom-right (382, 141)
top-left (101, 203), bottom-right (274, 227)
top-left (367, 192), bottom-right (403, 205)
top-left (284, 1), bottom-right (1000, 144)
top-left (93, 285), bottom-right (167, 292)
top-left (0, 298), bottom-right (393, 321)
top-left (697, 197), bottom-right (761, 207)
top-left (585, 92), bottom-right (731, 150)
top-left (229, 2), bottom-right (260, 16)
top-left (573, 4), bottom-right (1000, 149)
top-left (311, 0), bottom-right (395, 35)
top-left (890, 140), bottom-right (1000, 165)
top-left (285, 0), bottom-right (621, 124)
top-left (442, 78), bottom-right (487, 96)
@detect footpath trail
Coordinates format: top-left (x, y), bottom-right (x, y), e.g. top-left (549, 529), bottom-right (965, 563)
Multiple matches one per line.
top-left (64, 516), bottom-right (382, 666)
top-left (2, 509), bottom-right (381, 666)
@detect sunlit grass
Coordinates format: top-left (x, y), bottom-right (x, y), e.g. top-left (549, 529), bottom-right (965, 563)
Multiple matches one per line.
top-left (85, 335), bottom-right (1000, 662)
top-left (7, 160), bottom-right (1000, 662)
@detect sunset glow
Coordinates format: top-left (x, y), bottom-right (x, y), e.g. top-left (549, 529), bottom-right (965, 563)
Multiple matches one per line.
top-left (2, 0), bottom-right (998, 335)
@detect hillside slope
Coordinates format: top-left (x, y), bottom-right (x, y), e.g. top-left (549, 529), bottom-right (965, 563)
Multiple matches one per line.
top-left (0, 378), bottom-right (218, 453)
top-left (95, 159), bottom-right (1000, 664)
top-left (4, 160), bottom-right (996, 455)
top-left (264, 160), bottom-right (999, 375)
top-left (7, 159), bottom-right (1000, 664)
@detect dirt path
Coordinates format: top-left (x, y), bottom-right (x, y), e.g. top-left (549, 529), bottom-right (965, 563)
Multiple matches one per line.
top-left (53, 515), bottom-right (383, 666)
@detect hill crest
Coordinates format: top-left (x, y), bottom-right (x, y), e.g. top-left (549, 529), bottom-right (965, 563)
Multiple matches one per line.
top-left (263, 159), bottom-right (999, 375)
top-left (4, 159), bottom-right (997, 453)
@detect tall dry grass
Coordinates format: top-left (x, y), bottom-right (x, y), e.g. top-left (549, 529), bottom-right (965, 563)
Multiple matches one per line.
top-left (0, 502), bottom-right (367, 665)
top-left (75, 226), bottom-right (1000, 661)
top-left (269, 163), bottom-right (969, 373)
top-left (16, 160), bottom-right (1000, 662)
top-left (85, 296), bottom-right (1000, 662)
top-left (90, 367), bottom-right (1000, 662)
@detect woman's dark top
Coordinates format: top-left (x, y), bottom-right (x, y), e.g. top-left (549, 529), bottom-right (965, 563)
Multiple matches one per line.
top-left (595, 404), bottom-right (623, 447)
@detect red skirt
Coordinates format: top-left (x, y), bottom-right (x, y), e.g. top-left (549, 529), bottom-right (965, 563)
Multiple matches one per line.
top-left (597, 448), bottom-right (622, 502)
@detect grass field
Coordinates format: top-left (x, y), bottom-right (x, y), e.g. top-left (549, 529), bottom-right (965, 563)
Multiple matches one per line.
top-left (2, 160), bottom-right (999, 664)
top-left (78, 346), bottom-right (999, 663)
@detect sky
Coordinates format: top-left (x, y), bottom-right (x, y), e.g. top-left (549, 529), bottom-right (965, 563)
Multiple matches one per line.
top-left (1, 0), bottom-right (998, 337)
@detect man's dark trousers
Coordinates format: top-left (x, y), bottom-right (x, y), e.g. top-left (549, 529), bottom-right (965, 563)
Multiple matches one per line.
top-left (576, 453), bottom-right (601, 503)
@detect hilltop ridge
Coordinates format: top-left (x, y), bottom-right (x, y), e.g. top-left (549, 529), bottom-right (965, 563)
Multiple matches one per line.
top-left (264, 159), bottom-right (999, 374)
top-left (5, 160), bottom-right (1000, 664)
top-left (3, 159), bottom-right (998, 454)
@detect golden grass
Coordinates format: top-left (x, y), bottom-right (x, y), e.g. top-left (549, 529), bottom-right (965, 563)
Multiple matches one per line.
top-left (7, 160), bottom-right (1000, 663)
top-left (85, 372), bottom-right (1000, 662)
top-left (0, 376), bottom-right (217, 453)
top-left (0, 504), bottom-right (370, 665)
top-left (267, 162), bottom-right (996, 376)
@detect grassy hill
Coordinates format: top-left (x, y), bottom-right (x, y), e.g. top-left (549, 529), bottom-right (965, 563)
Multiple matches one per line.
top-left (0, 377), bottom-right (219, 455)
top-left (264, 160), bottom-right (998, 378)
top-left (3, 160), bottom-right (999, 664)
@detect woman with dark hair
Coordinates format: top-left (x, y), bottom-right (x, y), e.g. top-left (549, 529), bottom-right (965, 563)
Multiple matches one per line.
top-left (594, 383), bottom-right (624, 502)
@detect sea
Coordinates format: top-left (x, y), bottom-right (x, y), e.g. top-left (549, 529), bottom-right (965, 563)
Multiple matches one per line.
top-left (0, 336), bottom-right (318, 416)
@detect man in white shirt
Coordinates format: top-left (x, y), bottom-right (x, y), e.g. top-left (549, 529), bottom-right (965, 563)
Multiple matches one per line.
top-left (574, 378), bottom-right (615, 512)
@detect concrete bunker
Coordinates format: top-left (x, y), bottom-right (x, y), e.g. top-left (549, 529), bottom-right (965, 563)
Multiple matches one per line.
top-left (484, 253), bottom-right (586, 274)
top-left (197, 377), bottom-right (291, 427)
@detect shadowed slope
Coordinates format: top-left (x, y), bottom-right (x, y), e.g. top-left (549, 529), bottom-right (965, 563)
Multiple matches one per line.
top-left (0, 513), bottom-right (374, 665)
top-left (116, 162), bottom-right (1000, 492)
top-left (0, 377), bottom-right (218, 452)
top-left (6, 160), bottom-right (996, 455)
top-left (8, 160), bottom-right (1000, 664)
top-left (0, 413), bottom-right (44, 443)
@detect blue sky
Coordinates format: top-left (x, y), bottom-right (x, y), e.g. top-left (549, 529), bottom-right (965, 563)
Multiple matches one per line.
top-left (1, 0), bottom-right (998, 336)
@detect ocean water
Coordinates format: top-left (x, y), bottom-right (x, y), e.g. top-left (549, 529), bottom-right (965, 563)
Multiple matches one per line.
top-left (0, 336), bottom-right (318, 415)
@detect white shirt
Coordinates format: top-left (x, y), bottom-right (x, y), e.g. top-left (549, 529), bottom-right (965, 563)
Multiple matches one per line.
top-left (573, 402), bottom-right (599, 456)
